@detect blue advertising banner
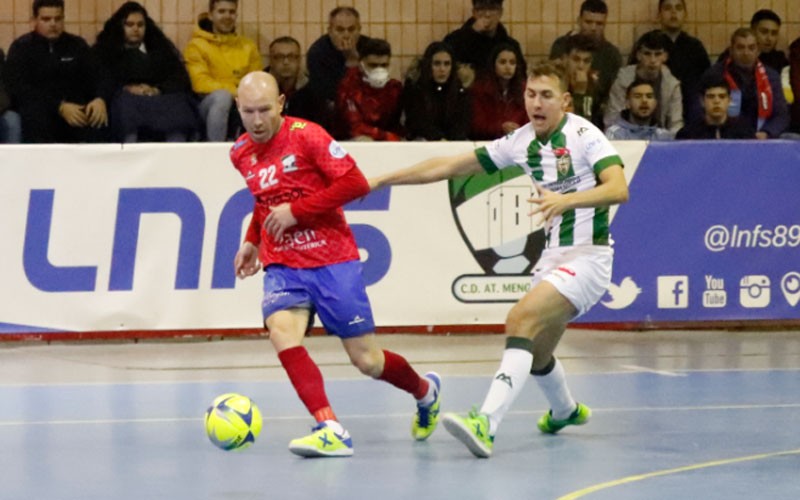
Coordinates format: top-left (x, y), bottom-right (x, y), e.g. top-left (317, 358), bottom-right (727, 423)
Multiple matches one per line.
top-left (577, 141), bottom-right (800, 323)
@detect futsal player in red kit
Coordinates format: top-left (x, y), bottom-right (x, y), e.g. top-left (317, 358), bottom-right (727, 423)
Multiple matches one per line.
top-left (230, 72), bottom-right (441, 457)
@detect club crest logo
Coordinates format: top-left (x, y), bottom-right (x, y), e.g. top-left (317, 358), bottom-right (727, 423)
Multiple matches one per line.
top-left (448, 167), bottom-right (546, 303)
top-left (281, 154), bottom-right (298, 173)
top-left (554, 147), bottom-right (572, 175)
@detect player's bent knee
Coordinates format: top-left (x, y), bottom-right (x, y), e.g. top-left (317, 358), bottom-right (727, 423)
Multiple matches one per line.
top-left (349, 352), bottom-right (383, 378)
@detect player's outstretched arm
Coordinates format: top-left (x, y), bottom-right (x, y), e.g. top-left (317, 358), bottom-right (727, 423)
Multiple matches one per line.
top-left (369, 151), bottom-right (483, 190)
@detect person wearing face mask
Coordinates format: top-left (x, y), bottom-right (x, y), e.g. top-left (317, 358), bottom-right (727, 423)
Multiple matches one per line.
top-left (335, 38), bottom-right (403, 141)
top-left (93, 2), bottom-right (200, 142)
top-left (468, 43), bottom-right (528, 140)
top-left (183, 0), bottom-right (261, 141)
top-left (402, 41), bottom-right (470, 141)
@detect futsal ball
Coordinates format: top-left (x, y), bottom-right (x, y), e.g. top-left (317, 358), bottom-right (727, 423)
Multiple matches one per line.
top-left (205, 393), bottom-right (263, 451)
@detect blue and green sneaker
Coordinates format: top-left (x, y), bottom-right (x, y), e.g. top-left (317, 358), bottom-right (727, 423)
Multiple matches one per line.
top-left (412, 372), bottom-right (441, 441)
top-left (537, 402), bottom-right (591, 434)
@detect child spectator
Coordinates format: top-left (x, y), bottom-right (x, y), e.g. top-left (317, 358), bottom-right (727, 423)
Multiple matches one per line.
top-left (183, 0), bottom-right (261, 141)
top-left (5, 0), bottom-right (108, 143)
top-left (402, 41), bottom-right (470, 141)
top-left (605, 31), bottom-right (683, 133)
top-left (0, 48), bottom-right (22, 143)
top-left (468, 43), bottom-right (527, 140)
top-left (606, 80), bottom-right (673, 140)
top-left (93, 2), bottom-right (199, 143)
top-left (676, 75), bottom-right (755, 139)
top-left (336, 38), bottom-right (403, 141)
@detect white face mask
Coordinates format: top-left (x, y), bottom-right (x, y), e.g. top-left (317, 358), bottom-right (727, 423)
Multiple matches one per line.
top-left (362, 64), bottom-right (390, 88)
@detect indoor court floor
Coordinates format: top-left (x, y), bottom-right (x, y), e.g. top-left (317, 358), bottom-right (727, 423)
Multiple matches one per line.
top-left (0, 329), bottom-right (798, 500)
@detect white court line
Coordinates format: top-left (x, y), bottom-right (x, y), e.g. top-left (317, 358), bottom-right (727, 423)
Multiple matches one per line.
top-left (1, 403), bottom-right (799, 427)
top-left (619, 365), bottom-right (687, 376)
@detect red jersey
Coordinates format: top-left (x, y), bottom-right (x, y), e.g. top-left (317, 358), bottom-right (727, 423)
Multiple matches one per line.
top-left (230, 117), bottom-right (368, 268)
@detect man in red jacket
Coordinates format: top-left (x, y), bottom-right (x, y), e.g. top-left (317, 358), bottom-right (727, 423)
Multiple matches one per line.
top-left (336, 38), bottom-right (403, 141)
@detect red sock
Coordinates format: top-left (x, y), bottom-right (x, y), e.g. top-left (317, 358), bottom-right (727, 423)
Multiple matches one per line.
top-left (379, 350), bottom-right (429, 399)
top-left (278, 346), bottom-right (335, 422)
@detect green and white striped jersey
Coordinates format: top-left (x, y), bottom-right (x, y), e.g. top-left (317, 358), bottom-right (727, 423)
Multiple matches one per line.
top-left (474, 113), bottom-right (623, 249)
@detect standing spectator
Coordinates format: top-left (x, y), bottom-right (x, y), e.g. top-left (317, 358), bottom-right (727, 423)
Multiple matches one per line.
top-left (605, 31), bottom-right (683, 134)
top-left (676, 75), bottom-right (755, 139)
top-left (559, 34), bottom-right (604, 128)
top-left (264, 36), bottom-right (309, 117)
top-left (717, 10), bottom-right (789, 73)
top-left (468, 43), bottom-right (527, 140)
top-left (443, 0), bottom-right (524, 80)
top-left (304, 7), bottom-right (370, 134)
top-left (336, 38), bottom-right (403, 141)
top-left (402, 41), bottom-right (470, 141)
top-left (634, 0), bottom-right (709, 120)
top-left (184, 0), bottom-right (261, 141)
top-left (0, 48), bottom-right (22, 143)
top-left (5, 0), bottom-right (108, 143)
top-left (550, 0), bottom-right (622, 110)
top-left (606, 80), bottom-right (673, 140)
top-left (697, 28), bottom-right (789, 139)
top-left (93, 2), bottom-right (199, 143)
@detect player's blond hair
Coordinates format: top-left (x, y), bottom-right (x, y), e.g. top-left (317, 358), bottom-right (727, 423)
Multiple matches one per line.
top-left (527, 60), bottom-right (569, 92)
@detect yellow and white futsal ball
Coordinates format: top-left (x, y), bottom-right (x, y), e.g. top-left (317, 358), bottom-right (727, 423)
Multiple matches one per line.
top-left (205, 393), bottom-right (263, 451)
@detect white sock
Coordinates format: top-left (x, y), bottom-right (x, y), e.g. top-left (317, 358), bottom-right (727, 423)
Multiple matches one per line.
top-left (323, 419), bottom-right (346, 434)
top-left (417, 377), bottom-right (437, 406)
top-left (479, 347), bottom-right (533, 435)
top-left (533, 358), bottom-right (577, 420)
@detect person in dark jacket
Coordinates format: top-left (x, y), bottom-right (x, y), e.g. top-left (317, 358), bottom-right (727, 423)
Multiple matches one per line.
top-left (443, 0), bottom-right (524, 80)
top-left (93, 1), bottom-right (199, 142)
top-left (402, 42), bottom-right (470, 141)
top-left (468, 43), bottom-right (527, 140)
top-left (5, 0), bottom-right (109, 143)
top-left (676, 75), bottom-right (755, 139)
top-left (0, 49), bottom-right (22, 143)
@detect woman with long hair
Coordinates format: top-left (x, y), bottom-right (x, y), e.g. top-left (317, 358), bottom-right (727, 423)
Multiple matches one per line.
top-left (402, 41), bottom-right (470, 141)
top-left (468, 42), bottom-right (528, 140)
top-left (93, 1), bottom-right (199, 142)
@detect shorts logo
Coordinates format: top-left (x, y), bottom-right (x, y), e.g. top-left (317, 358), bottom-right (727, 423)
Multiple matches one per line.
top-left (282, 154), bottom-right (298, 173)
top-left (348, 315), bottom-right (366, 325)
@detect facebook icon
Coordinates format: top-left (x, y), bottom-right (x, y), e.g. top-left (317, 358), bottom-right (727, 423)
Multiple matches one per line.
top-left (658, 276), bottom-right (689, 309)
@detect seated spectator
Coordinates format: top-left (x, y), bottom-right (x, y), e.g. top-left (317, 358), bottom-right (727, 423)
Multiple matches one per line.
top-left (550, 0), bottom-right (622, 111)
top-left (605, 31), bottom-right (683, 133)
top-left (788, 36), bottom-right (800, 133)
top-left (304, 7), bottom-right (370, 133)
top-left (676, 75), bottom-right (755, 139)
top-left (264, 36), bottom-right (309, 117)
top-left (559, 34), bottom-right (604, 128)
top-left (606, 80), bottom-right (673, 140)
top-left (717, 10), bottom-right (788, 72)
top-left (696, 28), bottom-right (789, 139)
top-left (336, 38), bottom-right (403, 141)
top-left (5, 0), bottom-right (108, 143)
top-left (184, 0), bottom-right (261, 141)
top-left (402, 41), bottom-right (470, 141)
top-left (0, 48), bottom-right (22, 143)
top-left (93, 2), bottom-right (199, 143)
top-left (443, 0), bottom-right (524, 80)
top-left (634, 0), bottom-right (710, 121)
top-left (468, 43), bottom-right (527, 140)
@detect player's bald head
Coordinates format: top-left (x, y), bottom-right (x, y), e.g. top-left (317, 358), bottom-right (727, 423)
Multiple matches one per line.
top-left (238, 71), bottom-right (280, 100)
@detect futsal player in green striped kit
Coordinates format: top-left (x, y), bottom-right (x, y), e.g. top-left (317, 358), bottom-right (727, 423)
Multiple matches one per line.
top-left (369, 60), bottom-right (628, 457)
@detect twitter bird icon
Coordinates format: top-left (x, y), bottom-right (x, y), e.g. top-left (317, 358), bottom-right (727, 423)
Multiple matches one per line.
top-left (602, 277), bottom-right (642, 309)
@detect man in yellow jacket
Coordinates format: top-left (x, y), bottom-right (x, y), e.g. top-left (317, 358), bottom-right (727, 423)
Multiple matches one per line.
top-left (184, 0), bottom-right (261, 141)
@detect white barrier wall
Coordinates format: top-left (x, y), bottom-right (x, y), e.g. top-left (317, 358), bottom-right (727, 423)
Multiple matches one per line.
top-left (0, 142), bottom-right (645, 334)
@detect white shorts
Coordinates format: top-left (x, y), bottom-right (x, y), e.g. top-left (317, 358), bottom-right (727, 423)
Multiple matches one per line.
top-left (531, 245), bottom-right (614, 317)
